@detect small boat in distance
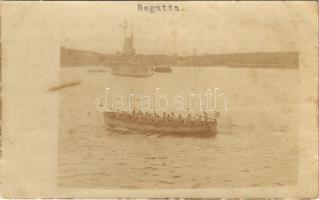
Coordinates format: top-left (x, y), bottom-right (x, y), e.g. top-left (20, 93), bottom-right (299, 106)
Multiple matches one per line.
top-left (152, 67), bottom-right (172, 73)
top-left (88, 68), bottom-right (107, 73)
top-left (111, 64), bottom-right (153, 77)
top-left (103, 111), bottom-right (217, 138)
top-left (47, 81), bottom-right (81, 92)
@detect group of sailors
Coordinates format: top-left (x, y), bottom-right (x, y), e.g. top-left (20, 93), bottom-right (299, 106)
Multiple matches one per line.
top-left (106, 109), bottom-right (215, 125)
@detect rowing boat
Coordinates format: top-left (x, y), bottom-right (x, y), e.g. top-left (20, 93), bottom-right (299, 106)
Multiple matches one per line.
top-left (103, 112), bottom-right (217, 137)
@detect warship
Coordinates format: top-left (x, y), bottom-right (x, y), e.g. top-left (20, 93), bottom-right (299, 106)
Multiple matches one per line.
top-left (110, 22), bottom-right (153, 77)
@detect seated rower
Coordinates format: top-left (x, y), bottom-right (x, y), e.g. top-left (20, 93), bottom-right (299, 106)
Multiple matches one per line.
top-left (132, 110), bottom-right (136, 117)
top-left (203, 111), bottom-right (208, 123)
top-left (166, 114), bottom-right (171, 122)
top-left (116, 109), bottom-right (121, 118)
top-left (152, 113), bottom-right (157, 122)
top-left (198, 115), bottom-right (202, 124)
top-left (138, 111), bottom-right (144, 121)
top-left (162, 112), bottom-right (167, 122)
top-left (186, 114), bottom-right (192, 123)
top-left (171, 112), bottom-right (176, 122)
top-left (178, 114), bottom-right (183, 122)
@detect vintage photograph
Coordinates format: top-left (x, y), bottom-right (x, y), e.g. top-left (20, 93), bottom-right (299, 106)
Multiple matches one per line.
top-left (57, 3), bottom-right (300, 189)
top-left (0, 1), bottom-right (317, 198)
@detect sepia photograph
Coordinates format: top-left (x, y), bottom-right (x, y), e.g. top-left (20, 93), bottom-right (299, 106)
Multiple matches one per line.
top-left (1, 1), bottom-right (318, 198)
top-left (58, 2), bottom-right (301, 189)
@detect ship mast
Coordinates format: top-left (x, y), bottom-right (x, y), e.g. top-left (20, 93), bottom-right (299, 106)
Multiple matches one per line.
top-left (124, 20), bottom-right (128, 38)
top-left (123, 20), bottom-right (135, 56)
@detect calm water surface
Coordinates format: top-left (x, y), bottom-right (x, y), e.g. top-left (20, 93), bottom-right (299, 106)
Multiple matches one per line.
top-left (58, 66), bottom-right (298, 189)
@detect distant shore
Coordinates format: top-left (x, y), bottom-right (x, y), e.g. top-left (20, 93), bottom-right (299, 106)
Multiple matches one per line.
top-left (60, 47), bottom-right (299, 69)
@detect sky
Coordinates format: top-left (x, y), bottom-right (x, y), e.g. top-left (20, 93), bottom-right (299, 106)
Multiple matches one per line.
top-left (4, 1), bottom-right (305, 55)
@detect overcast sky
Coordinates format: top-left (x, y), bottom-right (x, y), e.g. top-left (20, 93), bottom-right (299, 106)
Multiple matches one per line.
top-left (4, 1), bottom-right (305, 55)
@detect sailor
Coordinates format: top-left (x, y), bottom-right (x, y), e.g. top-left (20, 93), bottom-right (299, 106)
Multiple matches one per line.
top-left (178, 114), bottom-right (182, 122)
top-left (134, 110), bottom-right (139, 119)
top-left (198, 115), bottom-right (202, 124)
top-left (171, 112), bottom-right (175, 122)
top-left (203, 111), bottom-right (208, 122)
top-left (152, 113), bottom-right (157, 122)
top-left (186, 114), bottom-right (192, 123)
top-left (136, 114), bottom-right (140, 120)
top-left (156, 115), bottom-right (160, 122)
top-left (166, 114), bottom-right (171, 122)
top-left (137, 111), bottom-right (143, 121)
top-left (147, 112), bottom-right (152, 121)
top-left (116, 109), bottom-right (120, 118)
top-left (162, 112), bottom-right (166, 122)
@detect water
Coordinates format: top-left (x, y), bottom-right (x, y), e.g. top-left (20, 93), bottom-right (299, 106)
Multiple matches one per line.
top-left (58, 66), bottom-right (299, 189)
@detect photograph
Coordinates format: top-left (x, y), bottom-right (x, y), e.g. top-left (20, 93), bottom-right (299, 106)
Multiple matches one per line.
top-left (0, 1), bottom-right (317, 198)
top-left (58, 2), bottom-right (299, 189)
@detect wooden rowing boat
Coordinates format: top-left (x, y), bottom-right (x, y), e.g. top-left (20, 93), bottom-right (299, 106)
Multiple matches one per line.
top-left (103, 112), bottom-right (217, 137)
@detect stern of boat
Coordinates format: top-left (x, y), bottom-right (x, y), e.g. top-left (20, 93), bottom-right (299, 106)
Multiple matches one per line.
top-left (208, 120), bottom-right (218, 134)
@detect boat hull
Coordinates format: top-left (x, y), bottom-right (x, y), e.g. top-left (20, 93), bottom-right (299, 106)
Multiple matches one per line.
top-left (110, 65), bottom-right (154, 77)
top-left (153, 67), bottom-right (172, 73)
top-left (104, 114), bottom-right (217, 137)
